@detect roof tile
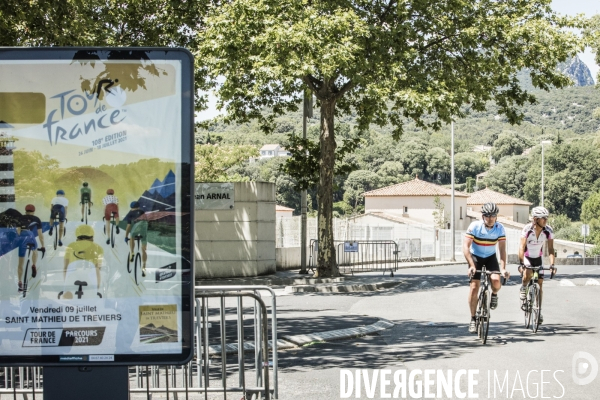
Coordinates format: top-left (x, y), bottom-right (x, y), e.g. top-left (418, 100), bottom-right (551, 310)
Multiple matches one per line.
top-left (467, 188), bottom-right (532, 206)
top-left (363, 178), bottom-right (469, 197)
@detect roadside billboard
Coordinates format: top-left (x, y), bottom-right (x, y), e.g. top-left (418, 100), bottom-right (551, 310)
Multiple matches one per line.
top-left (0, 48), bottom-right (194, 365)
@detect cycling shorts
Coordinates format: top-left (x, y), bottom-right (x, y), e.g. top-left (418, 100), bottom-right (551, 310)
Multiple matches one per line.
top-left (81, 194), bottom-right (91, 203)
top-left (130, 221), bottom-right (148, 246)
top-left (50, 205), bottom-right (66, 222)
top-left (104, 203), bottom-right (119, 220)
top-left (471, 254), bottom-right (500, 281)
top-left (17, 230), bottom-right (37, 258)
top-left (524, 256), bottom-right (545, 279)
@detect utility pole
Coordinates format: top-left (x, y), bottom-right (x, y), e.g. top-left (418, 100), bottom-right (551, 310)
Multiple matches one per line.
top-left (450, 121), bottom-right (456, 262)
top-left (299, 90), bottom-right (312, 274)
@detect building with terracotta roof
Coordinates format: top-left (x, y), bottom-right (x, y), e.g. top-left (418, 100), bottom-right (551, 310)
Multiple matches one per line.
top-left (362, 177), bottom-right (470, 229)
top-left (467, 188), bottom-right (532, 224)
top-left (275, 204), bottom-right (294, 218)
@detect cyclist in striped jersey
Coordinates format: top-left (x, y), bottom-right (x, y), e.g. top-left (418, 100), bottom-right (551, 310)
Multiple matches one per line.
top-left (463, 202), bottom-right (510, 334)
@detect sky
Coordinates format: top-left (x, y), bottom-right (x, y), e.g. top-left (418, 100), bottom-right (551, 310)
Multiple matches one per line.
top-left (196, 1), bottom-right (599, 121)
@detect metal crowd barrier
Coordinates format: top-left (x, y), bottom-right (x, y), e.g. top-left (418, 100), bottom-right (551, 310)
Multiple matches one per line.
top-left (1, 285), bottom-right (278, 400)
top-left (336, 240), bottom-right (398, 276)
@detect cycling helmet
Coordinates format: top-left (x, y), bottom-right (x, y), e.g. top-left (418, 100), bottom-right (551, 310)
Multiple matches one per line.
top-left (106, 189), bottom-right (114, 195)
top-left (56, 189), bottom-right (65, 195)
top-left (25, 204), bottom-right (35, 212)
top-left (481, 202), bottom-right (499, 216)
top-left (76, 224), bottom-right (94, 238)
top-left (83, 182), bottom-right (88, 187)
top-left (531, 206), bottom-right (549, 219)
top-left (130, 201), bottom-right (140, 208)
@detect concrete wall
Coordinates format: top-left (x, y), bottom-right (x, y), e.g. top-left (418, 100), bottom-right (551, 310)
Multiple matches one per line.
top-left (276, 247), bottom-right (309, 270)
top-left (365, 195), bottom-right (470, 230)
top-left (195, 182), bottom-right (276, 278)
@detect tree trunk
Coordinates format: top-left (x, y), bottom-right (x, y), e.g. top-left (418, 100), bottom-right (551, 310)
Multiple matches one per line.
top-left (316, 97), bottom-right (339, 277)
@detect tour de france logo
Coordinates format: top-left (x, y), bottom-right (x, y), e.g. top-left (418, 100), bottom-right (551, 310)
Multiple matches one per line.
top-left (43, 78), bottom-right (127, 146)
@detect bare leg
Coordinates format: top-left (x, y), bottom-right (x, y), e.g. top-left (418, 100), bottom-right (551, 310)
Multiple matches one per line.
top-left (469, 281), bottom-right (480, 317)
top-left (17, 257), bottom-right (24, 282)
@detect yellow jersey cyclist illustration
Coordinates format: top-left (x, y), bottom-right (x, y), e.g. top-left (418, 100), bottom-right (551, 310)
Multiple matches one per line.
top-left (124, 201), bottom-right (148, 277)
top-left (16, 205), bottom-right (45, 292)
top-left (49, 189), bottom-right (68, 247)
top-left (463, 202), bottom-right (510, 334)
top-left (518, 206), bottom-right (556, 324)
top-left (61, 224), bottom-right (104, 299)
top-left (103, 188), bottom-right (120, 245)
top-left (80, 181), bottom-right (93, 222)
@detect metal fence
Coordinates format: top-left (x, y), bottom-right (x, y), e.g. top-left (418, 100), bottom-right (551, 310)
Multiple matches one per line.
top-left (336, 241), bottom-right (398, 275)
top-left (0, 285), bottom-right (278, 400)
top-left (437, 227), bottom-right (523, 261)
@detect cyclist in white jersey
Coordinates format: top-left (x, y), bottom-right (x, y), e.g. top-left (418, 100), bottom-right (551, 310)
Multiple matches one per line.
top-left (518, 206), bottom-right (556, 324)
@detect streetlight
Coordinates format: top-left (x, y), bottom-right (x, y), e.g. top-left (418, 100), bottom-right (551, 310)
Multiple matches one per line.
top-left (540, 140), bottom-right (552, 207)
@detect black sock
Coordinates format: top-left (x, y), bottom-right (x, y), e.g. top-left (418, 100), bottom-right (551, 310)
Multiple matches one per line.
top-left (471, 316), bottom-right (477, 321)
top-left (491, 293), bottom-right (497, 297)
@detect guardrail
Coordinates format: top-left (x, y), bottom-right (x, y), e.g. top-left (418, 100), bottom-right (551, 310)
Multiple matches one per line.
top-left (0, 285), bottom-right (279, 400)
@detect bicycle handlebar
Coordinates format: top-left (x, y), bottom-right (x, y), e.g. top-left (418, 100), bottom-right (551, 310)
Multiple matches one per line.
top-left (522, 265), bottom-right (556, 279)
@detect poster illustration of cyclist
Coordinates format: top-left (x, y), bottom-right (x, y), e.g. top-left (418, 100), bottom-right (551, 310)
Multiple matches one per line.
top-left (0, 49), bottom-right (193, 364)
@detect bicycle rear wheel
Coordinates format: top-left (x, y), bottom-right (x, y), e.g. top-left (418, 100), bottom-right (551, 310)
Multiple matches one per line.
top-left (23, 259), bottom-right (30, 298)
top-left (134, 252), bottom-right (142, 285)
top-left (531, 284), bottom-right (541, 333)
top-left (84, 204), bottom-right (88, 225)
top-left (54, 225), bottom-right (58, 250)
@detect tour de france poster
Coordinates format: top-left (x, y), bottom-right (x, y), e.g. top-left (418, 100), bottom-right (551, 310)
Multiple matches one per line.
top-left (0, 49), bottom-right (194, 365)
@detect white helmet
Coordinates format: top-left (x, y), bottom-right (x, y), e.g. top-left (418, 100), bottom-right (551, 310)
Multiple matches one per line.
top-left (531, 206), bottom-right (549, 218)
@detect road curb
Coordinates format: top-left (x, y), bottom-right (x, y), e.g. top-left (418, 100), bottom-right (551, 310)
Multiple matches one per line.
top-left (284, 280), bottom-right (402, 293)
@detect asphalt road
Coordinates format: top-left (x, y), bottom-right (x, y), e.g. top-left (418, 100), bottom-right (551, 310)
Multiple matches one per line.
top-left (275, 263), bottom-right (600, 400)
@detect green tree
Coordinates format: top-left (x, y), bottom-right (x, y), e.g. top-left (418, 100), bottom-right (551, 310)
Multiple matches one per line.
top-left (432, 196), bottom-right (449, 229)
top-left (376, 161), bottom-right (409, 187)
top-left (581, 192), bottom-right (600, 221)
top-left (194, 144), bottom-right (258, 182)
top-left (454, 153), bottom-right (488, 183)
top-left (343, 170), bottom-right (381, 210)
top-left (484, 156), bottom-right (529, 199)
top-left (200, 0), bottom-right (581, 276)
top-left (490, 131), bottom-right (528, 162)
top-left (426, 147), bottom-right (450, 183)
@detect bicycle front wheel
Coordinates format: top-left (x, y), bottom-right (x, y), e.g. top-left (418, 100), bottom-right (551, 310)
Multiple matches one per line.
top-left (523, 286), bottom-right (532, 328)
top-left (134, 252), bottom-right (142, 286)
top-left (480, 291), bottom-right (490, 344)
top-left (531, 284), bottom-right (541, 333)
top-left (111, 223), bottom-right (115, 248)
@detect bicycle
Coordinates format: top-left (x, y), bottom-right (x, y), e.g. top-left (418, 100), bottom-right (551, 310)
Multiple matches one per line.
top-left (470, 266), bottom-right (506, 344)
top-left (80, 199), bottom-right (93, 225)
top-left (22, 243), bottom-right (45, 298)
top-left (50, 215), bottom-right (66, 250)
top-left (520, 265), bottom-right (555, 333)
top-left (126, 235), bottom-right (144, 285)
top-left (103, 211), bottom-right (117, 248)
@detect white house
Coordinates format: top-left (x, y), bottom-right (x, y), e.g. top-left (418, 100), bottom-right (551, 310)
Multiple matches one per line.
top-left (467, 188), bottom-right (532, 225)
top-left (362, 177), bottom-right (470, 230)
top-left (259, 144), bottom-right (290, 159)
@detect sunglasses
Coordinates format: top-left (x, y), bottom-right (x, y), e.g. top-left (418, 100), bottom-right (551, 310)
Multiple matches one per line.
top-left (482, 214), bottom-right (497, 218)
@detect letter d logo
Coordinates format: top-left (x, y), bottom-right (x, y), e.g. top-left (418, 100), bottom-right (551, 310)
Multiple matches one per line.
top-left (572, 351), bottom-right (598, 385)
